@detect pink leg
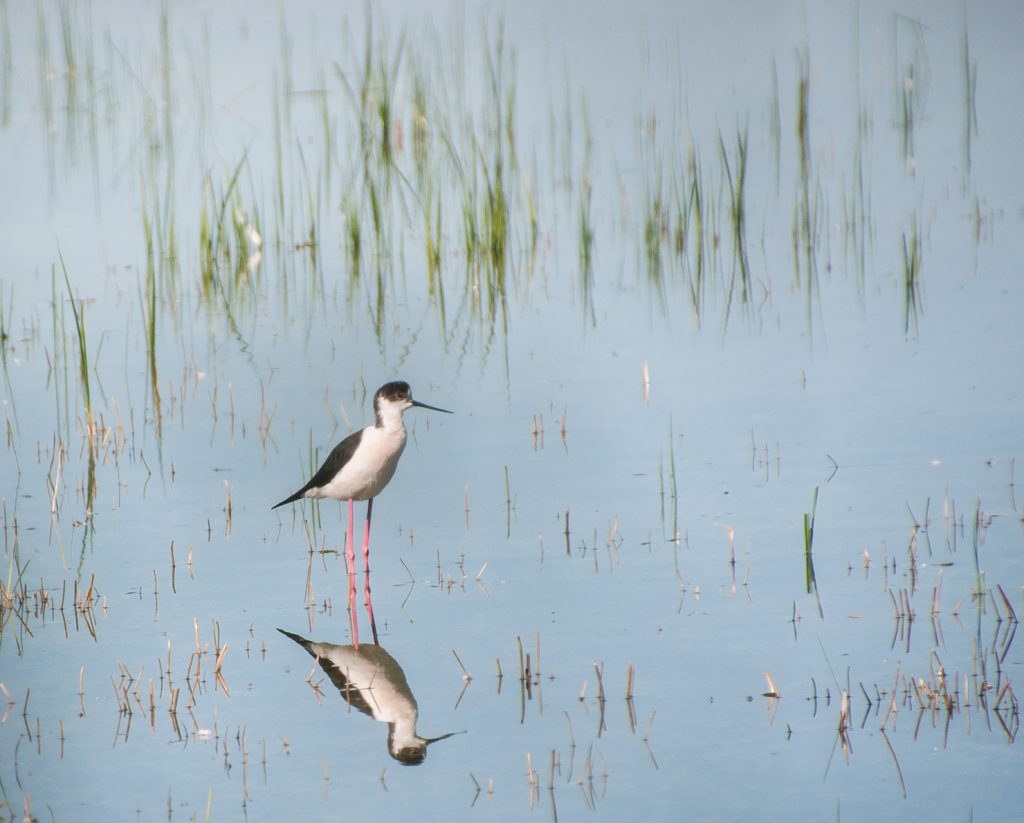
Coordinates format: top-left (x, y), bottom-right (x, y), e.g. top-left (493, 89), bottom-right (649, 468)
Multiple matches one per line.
top-left (362, 498), bottom-right (374, 575)
top-left (346, 499), bottom-right (359, 649)
top-left (363, 498), bottom-right (379, 644)
top-left (348, 578), bottom-right (360, 649)
top-left (346, 499), bottom-right (357, 580)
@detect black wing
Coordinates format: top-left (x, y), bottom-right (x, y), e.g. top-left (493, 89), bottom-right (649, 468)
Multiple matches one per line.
top-left (271, 428), bottom-right (364, 508)
top-left (276, 629), bottom-right (376, 718)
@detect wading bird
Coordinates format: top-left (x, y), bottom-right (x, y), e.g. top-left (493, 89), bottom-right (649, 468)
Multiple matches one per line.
top-left (273, 381), bottom-right (451, 642)
top-left (278, 629), bottom-right (456, 764)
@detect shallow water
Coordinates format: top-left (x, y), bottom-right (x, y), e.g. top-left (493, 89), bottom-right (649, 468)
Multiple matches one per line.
top-left (1, 1), bottom-right (1022, 820)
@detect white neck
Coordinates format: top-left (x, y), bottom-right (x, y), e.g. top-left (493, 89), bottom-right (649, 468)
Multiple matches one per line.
top-left (375, 399), bottom-right (408, 430)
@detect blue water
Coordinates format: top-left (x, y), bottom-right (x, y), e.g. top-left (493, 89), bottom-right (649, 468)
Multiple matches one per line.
top-left (1, 1), bottom-right (1022, 821)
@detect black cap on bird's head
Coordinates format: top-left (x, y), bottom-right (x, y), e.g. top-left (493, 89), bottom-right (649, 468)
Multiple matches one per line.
top-left (388, 728), bottom-right (460, 765)
top-left (375, 381), bottom-right (413, 405)
top-left (374, 381), bottom-right (452, 424)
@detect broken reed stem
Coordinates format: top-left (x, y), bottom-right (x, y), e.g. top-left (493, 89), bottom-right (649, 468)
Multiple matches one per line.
top-left (931, 568), bottom-right (943, 615)
top-left (995, 584), bottom-right (1016, 621)
top-left (452, 649), bottom-right (472, 681)
top-left (641, 710), bottom-right (657, 742)
top-left (214, 643), bottom-right (228, 674)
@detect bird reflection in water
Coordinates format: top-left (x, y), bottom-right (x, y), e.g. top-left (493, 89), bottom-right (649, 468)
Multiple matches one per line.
top-left (273, 382), bottom-right (452, 649)
top-left (279, 629), bottom-right (457, 764)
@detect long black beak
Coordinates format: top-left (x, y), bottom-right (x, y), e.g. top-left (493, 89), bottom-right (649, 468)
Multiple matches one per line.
top-left (412, 400), bottom-right (453, 414)
top-left (424, 731), bottom-right (460, 745)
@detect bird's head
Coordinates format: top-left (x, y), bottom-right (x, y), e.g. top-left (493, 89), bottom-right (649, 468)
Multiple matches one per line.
top-left (374, 381), bottom-right (452, 425)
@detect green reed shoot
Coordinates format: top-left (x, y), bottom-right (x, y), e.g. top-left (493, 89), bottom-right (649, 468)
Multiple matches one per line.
top-left (480, 23), bottom-right (514, 287)
top-left (295, 139), bottom-right (319, 272)
top-left (504, 465), bottom-right (512, 538)
top-left (367, 175), bottom-right (385, 265)
top-left (317, 72), bottom-right (334, 195)
top-left (842, 133), bottom-right (870, 293)
top-left (719, 126), bottom-right (751, 322)
top-left (796, 47), bottom-right (810, 187)
top-left (411, 61), bottom-right (430, 182)
top-left (424, 182), bottom-right (447, 331)
top-left (971, 497), bottom-right (984, 600)
top-left (58, 254), bottom-right (92, 442)
top-left (141, 195), bottom-right (162, 435)
top-left (59, 253), bottom-right (97, 515)
top-left (449, 139), bottom-right (480, 267)
top-left (901, 213), bottom-right (922, 336)
top-left (160, 1), bottom-right (173, 161)
top-left (273, 71), bottom-right (285, 238)
top-left (640, 121), bottom-right (665, 288)
top-left (483, 151), bottom-right (509, 278)
top-left (424, 184), bottom-right (441, 281)
top-left (345, 195), bottom-right (362, 281)
top-left (897, 66), bottom-right (916, 172)
top-left (0, 280), bottom-right (10, 356)
top-left (794, 47), bottom-right (816, 289)
top-left (894, 16), bottom-right (929, 175)
top-left (57, 0), bottom-right (76, 122)
top-left (36, 6), bottom-right (55, 186)
top-left (769, 57), bottom-right (781, 195)
top-left (791, 48), bottom-right (825, 333)
top-left (278, 9), bottom-right (293, 132)
top-left (198, 150), bottom-right (252, 305)
top-left (578, 175), bottom-right (594, 323)
top-left (803, 486), bottom-right (818, 591)
top-left (0, 0), bottom-right (11, 126)
top-left (199, 197), bottom-right (213, 297)
top-left (683, 148), bottom-right (707, 319)
top-left (0, 281), bottom-right (16, 430)
top-left (374, 33), bottom-right (405, 174)
top-left (50, 268), bottom-right (69, 440)
top-left (803, 486), bottom-right (818, 559)
top-left (643, 183), bottom-right (664, 285)
top-left (804, 486), bottom-right (823, 617)
top-left (524, 171), bottom-right (538, 271)
top-left (961, 25), bottom-right (978, 184)
top-left (667, 421), bottom-right (679, 542)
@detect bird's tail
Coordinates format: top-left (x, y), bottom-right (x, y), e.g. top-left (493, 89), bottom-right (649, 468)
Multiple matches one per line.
top-left (277, 628), bottom-right (315, 656)
top-left (271, 490), bottom-right (304, 509)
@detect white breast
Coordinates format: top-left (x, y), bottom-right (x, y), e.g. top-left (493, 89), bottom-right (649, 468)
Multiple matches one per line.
top-left (317, 425), bottom-right (408, 501)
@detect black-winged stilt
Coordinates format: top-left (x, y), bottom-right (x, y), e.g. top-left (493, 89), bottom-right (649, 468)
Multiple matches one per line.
top-left (278, 629), bottom-right (456, 764)
top-left (273, 381), bottom-right (451, 642)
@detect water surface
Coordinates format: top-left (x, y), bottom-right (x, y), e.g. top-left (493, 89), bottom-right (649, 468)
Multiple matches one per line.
top-left (1, 1), bottom-right (1022, 820)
